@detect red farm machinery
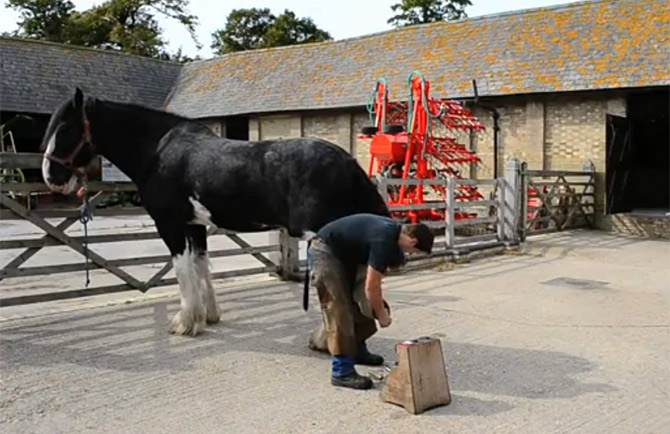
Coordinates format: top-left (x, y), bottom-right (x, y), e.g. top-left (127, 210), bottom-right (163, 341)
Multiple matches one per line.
top-left (359, 71), bottom-right (486, 225)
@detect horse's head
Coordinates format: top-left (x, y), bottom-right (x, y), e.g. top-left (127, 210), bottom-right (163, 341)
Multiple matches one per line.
top-left (41, 88), bottom-right (96, 195)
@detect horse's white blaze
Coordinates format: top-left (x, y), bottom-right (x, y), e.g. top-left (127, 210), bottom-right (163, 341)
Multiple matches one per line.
top-left (41, 132), bottom-right (57, 190)
top-left (171, 248), bottom-right (206, 335)
top-left (189, 197), bottom-right (215, 227)
top-left (41, 130), bottom-right (78, 194)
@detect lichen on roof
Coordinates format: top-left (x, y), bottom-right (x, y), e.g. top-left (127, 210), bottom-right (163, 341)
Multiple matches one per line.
top-left (166, 0), bottom-right (669, 118)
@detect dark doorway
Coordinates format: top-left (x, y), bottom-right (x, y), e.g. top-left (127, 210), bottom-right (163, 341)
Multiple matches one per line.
top-left (225, 116), bottom-right (249, 140)
top-left (606, 88), bottom-right (669, 215)
top-left (1, 111), bottom-right (50, 182)
top-left (606, 114), bottom-right (632, 214)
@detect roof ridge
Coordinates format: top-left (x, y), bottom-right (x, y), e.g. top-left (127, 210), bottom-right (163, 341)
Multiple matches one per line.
top-left (0, 36), bottom-right (183, 67)
top-left (188, 0), bottom-right (616, 64)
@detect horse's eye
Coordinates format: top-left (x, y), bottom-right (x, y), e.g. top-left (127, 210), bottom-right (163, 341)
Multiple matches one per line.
top-left (57, 123), bottom-right (73, 137)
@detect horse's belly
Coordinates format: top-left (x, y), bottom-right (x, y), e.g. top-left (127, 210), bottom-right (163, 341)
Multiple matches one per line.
top-left (198, 192), bottom-right (283, 231)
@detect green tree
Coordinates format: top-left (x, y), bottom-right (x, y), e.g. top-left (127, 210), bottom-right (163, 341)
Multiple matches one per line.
top-left (211, 8), bottom-right (274, 54)
top-left (264, 10), bottom-right (332, 48)
top-left (211, 8), bottom-right (332, 55)
top-left (6, 0), bottom-right (200, 59)
top-left (6, 0), bottom-right (75, 42)
top-left (387, 0), bottom-right (472, 27)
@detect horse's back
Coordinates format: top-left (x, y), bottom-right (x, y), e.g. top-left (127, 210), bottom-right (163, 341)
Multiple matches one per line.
top-left (154, 120), bottom-right (388, 234)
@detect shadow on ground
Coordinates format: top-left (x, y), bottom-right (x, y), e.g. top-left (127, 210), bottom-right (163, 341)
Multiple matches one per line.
top-left (1, 277), bottom-right (616, 416)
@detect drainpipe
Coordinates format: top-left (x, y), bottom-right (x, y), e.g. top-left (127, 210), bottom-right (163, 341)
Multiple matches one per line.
top-left (471, 80), bottom-right (501, 179)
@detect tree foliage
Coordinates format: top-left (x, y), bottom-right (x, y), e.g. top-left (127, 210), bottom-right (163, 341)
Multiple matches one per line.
top-left (5, 0), bottom-right (75, 42)
top-left (211, 8), bottom-right (332, 55)
top-left (387, 0), bottom-right (472, 27)
top-left (6, 0), bottom-right (200, 61)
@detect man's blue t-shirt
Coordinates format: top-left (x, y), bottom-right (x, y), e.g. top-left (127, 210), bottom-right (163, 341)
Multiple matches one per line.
top-left (315, 213), bottom-right (406, 275)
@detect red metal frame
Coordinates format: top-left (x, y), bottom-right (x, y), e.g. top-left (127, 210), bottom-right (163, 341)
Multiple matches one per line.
top-left (360, 72), bottom-right (485, 223)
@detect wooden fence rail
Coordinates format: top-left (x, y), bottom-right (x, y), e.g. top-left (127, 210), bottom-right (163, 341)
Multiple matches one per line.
top-left (375, 175), bottom-right (517, 254)
top-left (1, 152), bottom-right (597, 307)
top-left (0, 152), bottom-right (297, 306)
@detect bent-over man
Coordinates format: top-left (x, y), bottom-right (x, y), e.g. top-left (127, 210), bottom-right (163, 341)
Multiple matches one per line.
top-left (306, 213), bottom-right (434, 390)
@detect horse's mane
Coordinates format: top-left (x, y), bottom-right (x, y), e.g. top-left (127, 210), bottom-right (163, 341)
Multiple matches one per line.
top-left (96, 98), bottom-right (190, 124)
top-left (39, 95), bottom-right (191, 152)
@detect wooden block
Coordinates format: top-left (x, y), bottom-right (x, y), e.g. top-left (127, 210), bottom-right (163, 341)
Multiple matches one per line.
top-left (380, 336), bottom-right (451, 414)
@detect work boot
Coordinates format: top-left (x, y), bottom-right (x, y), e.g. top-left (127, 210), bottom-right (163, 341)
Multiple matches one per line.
top-left (355, 343), bottom-right (384, 366)
top-left (331, 371), bottom-right (374, 390)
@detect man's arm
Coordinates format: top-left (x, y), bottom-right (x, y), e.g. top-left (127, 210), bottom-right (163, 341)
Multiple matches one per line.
top-left (365, 265), bottom-right (391, 327)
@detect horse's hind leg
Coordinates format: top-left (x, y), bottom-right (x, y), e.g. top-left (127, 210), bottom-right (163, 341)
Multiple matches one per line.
top-left (187, 225), bottom-right (221, 325)
top-left (156, 219), bottom-right (206, 336)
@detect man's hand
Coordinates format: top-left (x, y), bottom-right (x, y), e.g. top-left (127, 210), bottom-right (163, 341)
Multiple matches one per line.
top-left (365, 265), bottom-right (393, 327)
top-left (377, 304), bottom-right (392, 328)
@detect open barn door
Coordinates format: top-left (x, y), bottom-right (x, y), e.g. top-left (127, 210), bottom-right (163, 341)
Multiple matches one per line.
top-left (606, 114), bottom-right (633, 215)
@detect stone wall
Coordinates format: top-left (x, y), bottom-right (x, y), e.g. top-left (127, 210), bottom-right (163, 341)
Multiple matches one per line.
top-left (352, 111), bottom-right (372, 172)
top-left (610, 214), bottom-right (670, 239)
top-left (302, 112), bottom-right (353, 153)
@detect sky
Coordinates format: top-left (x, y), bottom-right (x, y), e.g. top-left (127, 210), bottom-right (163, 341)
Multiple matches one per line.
top-left (0, 0), bottom-right (583, 58)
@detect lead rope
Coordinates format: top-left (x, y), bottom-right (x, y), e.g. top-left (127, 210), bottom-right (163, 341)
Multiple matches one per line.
top-left (77, 179), bottom-right (93, 288)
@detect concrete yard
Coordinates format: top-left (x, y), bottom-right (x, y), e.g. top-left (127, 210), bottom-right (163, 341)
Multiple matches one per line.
top-left (0, 230), bottom-right (668, 434)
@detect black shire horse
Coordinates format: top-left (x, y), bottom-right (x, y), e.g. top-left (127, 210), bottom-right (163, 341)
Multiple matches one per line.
top-left (41, 88), bottom-right (389, 336)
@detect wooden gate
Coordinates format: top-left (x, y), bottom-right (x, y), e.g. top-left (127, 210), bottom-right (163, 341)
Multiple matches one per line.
top-left (519, 161), bottom-right (596, 240)
top-left (0, 153), bottom-right (297, 307)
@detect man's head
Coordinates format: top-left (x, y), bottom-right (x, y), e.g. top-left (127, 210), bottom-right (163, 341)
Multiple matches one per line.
top-left (398, 223), bottom-right (434, 255)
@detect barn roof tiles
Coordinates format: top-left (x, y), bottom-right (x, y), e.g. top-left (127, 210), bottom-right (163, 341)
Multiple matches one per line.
top-left (0, 37), bottom-right (182, 114)
top-left (2, 0), bottom-right (668, 119)
top-left (165, 0), bottom-right (670, 118)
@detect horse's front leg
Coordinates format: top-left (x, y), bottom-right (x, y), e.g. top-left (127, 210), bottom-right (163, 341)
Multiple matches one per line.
top-left (156, 219), bottom-right (207, 336)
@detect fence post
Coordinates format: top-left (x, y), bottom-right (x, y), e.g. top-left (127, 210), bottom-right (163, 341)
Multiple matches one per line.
top-left (278, 228), bottom-right (300, 281)
top-left (503, 158), bottom-right (522, 243)
top-left (496, 177), bottom-right (506, 242)
top-left (445, 176), bottom-right (455, 250)
top-left (375, 175), bottom-right (388, 202)
top-left (582, 159), bottom-right (597, 228)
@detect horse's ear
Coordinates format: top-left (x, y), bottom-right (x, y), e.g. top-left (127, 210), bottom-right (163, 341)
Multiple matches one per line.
top-left (73, 87), bottom-right (84, 109)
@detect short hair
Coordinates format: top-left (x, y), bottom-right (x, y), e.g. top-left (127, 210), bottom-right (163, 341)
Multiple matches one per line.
top-left (403, 223), bottom-right (434, 254)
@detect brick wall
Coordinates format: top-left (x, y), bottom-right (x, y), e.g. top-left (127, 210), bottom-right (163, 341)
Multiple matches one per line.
top-left (259, 114), bottom-right (301, 139)
top-left (470, 106), bottom-right (496, 179)
top-left (352, 111), bottom-right (372, 172)
top-left (303, 112), bottom-right (352, 152)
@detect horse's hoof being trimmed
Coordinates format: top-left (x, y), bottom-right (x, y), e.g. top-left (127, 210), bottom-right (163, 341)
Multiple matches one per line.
top-left (308, 329), bottom-right (330, 354)
top-left (169, 309), bottom-right (206, 336)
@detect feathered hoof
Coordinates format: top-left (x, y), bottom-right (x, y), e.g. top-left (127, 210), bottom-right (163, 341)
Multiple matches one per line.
top-left (169, 308), bottom-right (206, 336)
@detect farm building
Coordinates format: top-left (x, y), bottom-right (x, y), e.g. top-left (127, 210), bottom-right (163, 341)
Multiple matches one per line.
top-left (1, 0), bottom-right (668, 236)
